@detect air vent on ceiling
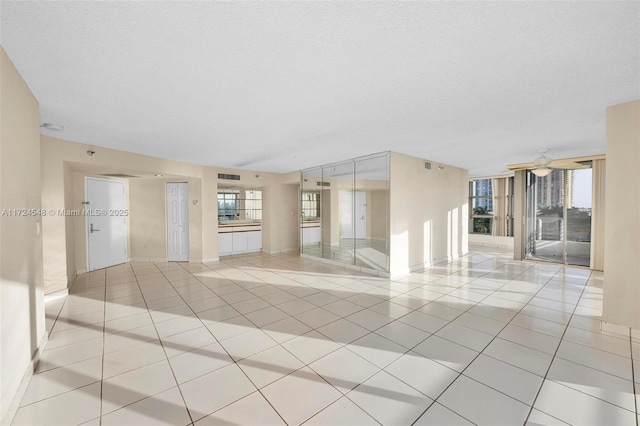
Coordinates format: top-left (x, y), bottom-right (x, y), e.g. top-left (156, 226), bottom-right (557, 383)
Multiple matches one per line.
top-left (424, 162), bottom-right (431, 170)
top-left (218, 173), bottom-right (241, 181)
top-left (100, 173), bottom-right (140, 178)
top-left (317, 181), bottom-right (330, 187)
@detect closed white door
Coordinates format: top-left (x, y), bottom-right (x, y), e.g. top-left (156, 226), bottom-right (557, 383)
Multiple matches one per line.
top-left (86, 178), bottom-right (127, 271)
top-left (167, 183), bottom-right (189, 261)
top-left (340, 191), bottom-right (366, 239)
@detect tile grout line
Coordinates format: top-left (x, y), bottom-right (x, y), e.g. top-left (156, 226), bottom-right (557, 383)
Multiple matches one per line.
top-left (35, 250), bottom-right (618, 426)
top-left (99, 267), bottom-right (108, 425)
top-left (406, 262), bottom-right (555, 425)
top-left (135, 262), bottom-right (200, 425)
top-left (523, 268), bottom-right (594, 424)
top-left (192, 256), bottom-right (420, 424)
top-left (171, 261), bottom-right (291, 425)
top-left (631, 335), bottom-right (638, 425)
top-left (190, 260), bottom-right (323, 425)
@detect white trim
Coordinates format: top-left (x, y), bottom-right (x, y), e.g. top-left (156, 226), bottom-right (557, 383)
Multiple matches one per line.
top-left (2, 332), bottom-right (48, 426)
top-left (44, 288), bottom-right (68, 301)
top-left (469, 172), bottom-right (515, 180)
top-left (202, 257), bottom-right (220, 263)
top-left (267, 248), bottom-right (297, 255)
top-left (601, 321), bottom-right (633, 337)
top-left (129, 258), bottom-right (169, 263)
top-left (67, 270), bottom-right (77, 286)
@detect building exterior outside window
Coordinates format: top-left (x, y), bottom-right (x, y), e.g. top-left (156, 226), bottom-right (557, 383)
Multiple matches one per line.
top-left (469, 177), bottom-right (514, 236)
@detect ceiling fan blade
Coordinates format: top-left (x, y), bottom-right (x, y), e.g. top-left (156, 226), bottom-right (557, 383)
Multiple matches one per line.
top-left (550, 160), bottom-right (590, 170)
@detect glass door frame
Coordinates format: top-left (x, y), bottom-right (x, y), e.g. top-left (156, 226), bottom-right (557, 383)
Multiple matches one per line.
top-left (524, 167), bottom-right (591, 266)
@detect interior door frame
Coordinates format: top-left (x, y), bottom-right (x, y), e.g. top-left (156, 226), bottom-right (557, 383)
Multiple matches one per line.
top-left (85, 177), bottom-right (127, 272)
top-left (166, 182), bottom-right (189, 262)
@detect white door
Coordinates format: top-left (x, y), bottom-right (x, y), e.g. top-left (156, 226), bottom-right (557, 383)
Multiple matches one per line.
top-left (167, 183), bottom-right (189, 261)
top-left (340, 191), bottom-right (366, 239)
top-left (86, 178), bottom-right (127, 271)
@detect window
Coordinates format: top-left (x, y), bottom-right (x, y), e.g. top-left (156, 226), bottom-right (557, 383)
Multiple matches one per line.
top-left (470, 179), bottom-right (493, 234)
top-left (301, 191), bottom-right (320, 219)
top-left (218, 188), bottom-right (262, 222)
top-left (469, 177), bottom-right (515, 236)
top-left (245, 189), bottom-right (262, 220)
top-left (218, 190), bottom-right (239, 221)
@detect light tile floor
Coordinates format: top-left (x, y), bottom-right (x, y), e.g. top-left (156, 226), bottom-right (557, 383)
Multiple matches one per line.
top-left (13, 248), bottom-right (639, 425)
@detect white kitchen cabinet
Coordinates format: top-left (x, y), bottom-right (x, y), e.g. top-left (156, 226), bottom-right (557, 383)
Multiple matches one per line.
top-left (219, 232), bottom-right (233, 256)
top-left (301, 222), bottom-right (321, 245)
top-left (232, 231), bottom-right (249, 254)
top-left (309, 227), bottom-right (321, 244)
top-left (218, 224), bottom-right (262, 256)
top-left (248, 231), bottom-right (262, 251)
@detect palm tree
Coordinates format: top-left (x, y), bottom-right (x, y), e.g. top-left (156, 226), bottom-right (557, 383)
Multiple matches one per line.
top-left (472, 206), bottom-right (492, 234)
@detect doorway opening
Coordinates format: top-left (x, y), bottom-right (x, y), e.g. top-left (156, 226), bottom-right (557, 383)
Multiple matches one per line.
top-left (85, 177), bottom-right (127, 271)
top-left (524, 164), bottom-right (593, 267)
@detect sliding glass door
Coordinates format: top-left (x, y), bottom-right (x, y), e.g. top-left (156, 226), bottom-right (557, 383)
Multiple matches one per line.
top-left (525, 164), bottom-right (592, 267)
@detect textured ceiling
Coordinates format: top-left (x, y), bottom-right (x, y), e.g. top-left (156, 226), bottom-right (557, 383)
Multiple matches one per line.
top-left (1, 2), bottom-right (638, 177)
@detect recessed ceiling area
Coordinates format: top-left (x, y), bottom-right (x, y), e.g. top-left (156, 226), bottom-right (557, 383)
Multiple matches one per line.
top-left (1, 2), bottom-right (638, 177)
top-left (65, 161), bottom-right (184, 180)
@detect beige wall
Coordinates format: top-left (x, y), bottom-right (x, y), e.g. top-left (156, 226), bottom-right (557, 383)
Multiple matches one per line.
top-left (128, 179), bottom-right (168, 260)
top-left (263, 183), bottom-right (300, 254)
top-left (0, 47), bottom-right (46, 424)
top-left (370, 189), bottom-right (388, 240)
top-left (389, 152), bottom-right (469, 277)
top-left (41, 137), bottom-right (215, 287)
top-left (63, 164), bottom-right (76, 280)
top-left (40, 135), bottom-right (298, 289)
top-left (603, 100), bottom-right (640, 328)
top-left (469, 234), bottom-right (514, 250)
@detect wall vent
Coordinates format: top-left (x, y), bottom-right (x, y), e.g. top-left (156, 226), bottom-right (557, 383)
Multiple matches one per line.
top-left (218, 173), bottom-right (241, 180)
top-left (316, 181), bottom-right (330, 187)
top-left (424, 162), bottom-right (432, 170)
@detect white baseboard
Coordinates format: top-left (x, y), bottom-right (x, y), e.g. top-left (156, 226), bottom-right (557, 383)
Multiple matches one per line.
top-left (44, 288), bottom-right (68, 301)
top-left (601, 321), bottom-right (634, 337)
top-left (202, 257), bottom-right (220, 263)
top-left (2, 332), bottom-right (48, 425)
top-left (267, 247), bottom-right (298, 255)
top-left (129, 257), bottom-right (168, 263)
top-left (404, 252), bottom-right (465, 275)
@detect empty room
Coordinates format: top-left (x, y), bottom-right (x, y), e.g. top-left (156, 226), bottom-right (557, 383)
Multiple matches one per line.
top-left (1, 2), bottom-right (639, 425)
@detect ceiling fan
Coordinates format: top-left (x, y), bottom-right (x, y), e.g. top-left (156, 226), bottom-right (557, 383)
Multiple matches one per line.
top-left (530, 150), bottom-right (591, 177)
top-left (531, 150), bottom-right (553, 177)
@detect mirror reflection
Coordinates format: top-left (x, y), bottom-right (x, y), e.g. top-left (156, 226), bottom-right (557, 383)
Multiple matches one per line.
top-left (301, 152), bottom-right (390, 273)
